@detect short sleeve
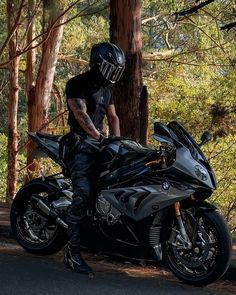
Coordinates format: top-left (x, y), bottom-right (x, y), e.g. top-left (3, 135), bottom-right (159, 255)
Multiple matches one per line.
top-left (108, 86), bottom-right (114, 105)
top-left (109, 93), bottom-right (114, 105)
top-left (65, 78), bottom-right (85, 100)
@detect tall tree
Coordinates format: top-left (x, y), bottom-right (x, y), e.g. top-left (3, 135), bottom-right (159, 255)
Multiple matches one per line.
top-left (110, 0), bottom-right (147, 143)
top-left (25, 0), bottom-right (37, 172)
top-left (6, 0), bottom-right (22, 203)
top-left (26, 1), bottom-right (65, 173)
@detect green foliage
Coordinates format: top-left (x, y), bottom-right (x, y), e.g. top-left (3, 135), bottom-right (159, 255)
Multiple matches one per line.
top-left (207, 136), bottom-right (236, 231)
top-left (141, 0), bottom-right (236, 232)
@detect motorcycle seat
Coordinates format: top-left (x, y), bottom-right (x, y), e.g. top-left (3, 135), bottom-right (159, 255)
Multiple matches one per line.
top-left (35, 132), bottom-right (62, 142)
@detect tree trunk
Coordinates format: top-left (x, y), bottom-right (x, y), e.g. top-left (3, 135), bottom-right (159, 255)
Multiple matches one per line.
top-left (6, 0), bottom-right (20, 203)
top-left (25, 0), bottom-right (38, 174)
top-left (110, 0), bottom-right (147, 143)
top-left (34, 16), bottom-right (65, 131)
top-left (53, 84), bottom-right (65, 128)
top-left (27, 3), bottom-right (65, 173)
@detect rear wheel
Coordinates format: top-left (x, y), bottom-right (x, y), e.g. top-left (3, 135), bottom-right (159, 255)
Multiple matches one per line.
top-left (162, 207), bottom-right (232, 285)
top-left (10, 180), bottom-right (67, 254)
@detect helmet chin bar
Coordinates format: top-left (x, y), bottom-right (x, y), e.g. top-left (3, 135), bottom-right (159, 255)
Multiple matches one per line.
top-left (98, 54), bottom-right (125, 83)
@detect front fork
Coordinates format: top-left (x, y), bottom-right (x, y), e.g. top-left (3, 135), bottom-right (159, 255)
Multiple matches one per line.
top-left (174, 202), bottom-right (192, 249)
top-left (150, 201), bottom-right (192, 261)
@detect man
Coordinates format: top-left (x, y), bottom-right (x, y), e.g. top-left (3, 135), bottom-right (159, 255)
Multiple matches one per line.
top-left (63, 42), bottom-right (126, 275)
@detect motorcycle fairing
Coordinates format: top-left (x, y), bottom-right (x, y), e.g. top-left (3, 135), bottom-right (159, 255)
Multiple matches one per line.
top-left (155, 147), bottom-right (216, 190)
top-left (101, 184), bottom-right (194, 221)
top-left (98, 141), bottom-right (155, 186)
top-left (28, 132), bottom-right (66, 168)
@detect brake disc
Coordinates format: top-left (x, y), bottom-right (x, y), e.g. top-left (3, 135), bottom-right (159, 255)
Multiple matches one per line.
top-left (171, 221), bottom-right (211, 268)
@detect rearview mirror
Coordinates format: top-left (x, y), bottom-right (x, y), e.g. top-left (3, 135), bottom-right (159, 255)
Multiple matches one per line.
top-left (200, 131), bottom-right (212, 146)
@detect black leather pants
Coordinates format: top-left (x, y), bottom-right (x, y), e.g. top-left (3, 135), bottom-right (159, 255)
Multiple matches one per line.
top-left (66, 151), bottom-right (96, 251)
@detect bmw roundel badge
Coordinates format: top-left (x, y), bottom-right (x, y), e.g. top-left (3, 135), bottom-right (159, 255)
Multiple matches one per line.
top-left (162, 181), bottom-right (170, 190)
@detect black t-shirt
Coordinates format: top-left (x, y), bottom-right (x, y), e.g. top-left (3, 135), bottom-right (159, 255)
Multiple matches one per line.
top-left (65, 71), bottom-right (114, 134)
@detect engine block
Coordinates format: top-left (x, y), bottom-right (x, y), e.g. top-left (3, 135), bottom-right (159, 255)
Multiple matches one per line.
top-left (96, 195), bottom-right (121, 225)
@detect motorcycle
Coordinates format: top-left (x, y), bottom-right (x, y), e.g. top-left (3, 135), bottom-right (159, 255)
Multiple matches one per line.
top-left (10, 121), bottom-right (232, 285)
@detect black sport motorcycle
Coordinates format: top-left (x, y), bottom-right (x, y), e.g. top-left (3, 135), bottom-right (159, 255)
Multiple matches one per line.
top-left (10, 121), bottom-right (232, 285)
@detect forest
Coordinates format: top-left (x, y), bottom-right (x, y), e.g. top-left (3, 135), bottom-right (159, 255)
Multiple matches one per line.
top-left (0, 0), bottom-right (235, 232)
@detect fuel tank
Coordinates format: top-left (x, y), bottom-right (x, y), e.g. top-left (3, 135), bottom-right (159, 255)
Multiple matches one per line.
top-left (98, 140), bottom-right (155, 186)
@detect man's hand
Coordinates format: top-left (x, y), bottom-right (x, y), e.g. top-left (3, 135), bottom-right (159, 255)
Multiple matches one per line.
top-left (98, 133), bottom-right (106, 142)
top-left (100, 136), bottom-right (126, 146)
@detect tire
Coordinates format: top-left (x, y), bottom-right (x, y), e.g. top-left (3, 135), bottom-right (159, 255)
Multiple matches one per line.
top-left (162, 206), bottom-right (232, 286)
top-left (10, 179), bottom-right (67, 255)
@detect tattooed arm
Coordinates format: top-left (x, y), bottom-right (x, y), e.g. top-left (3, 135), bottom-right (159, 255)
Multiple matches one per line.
top-left (67, 98), bottom-right (101, 140)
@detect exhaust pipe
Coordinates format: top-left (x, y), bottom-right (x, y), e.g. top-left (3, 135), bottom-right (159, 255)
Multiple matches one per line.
top-left (31, 195), bottom-right (68, 230)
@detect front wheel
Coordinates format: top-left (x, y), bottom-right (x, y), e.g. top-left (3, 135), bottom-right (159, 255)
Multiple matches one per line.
top-left (162, 206), bottom-right (232, 286)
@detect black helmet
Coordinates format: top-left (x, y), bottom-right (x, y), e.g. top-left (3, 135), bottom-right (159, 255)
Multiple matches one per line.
top-left (90, 42), bottom-right (125, 83)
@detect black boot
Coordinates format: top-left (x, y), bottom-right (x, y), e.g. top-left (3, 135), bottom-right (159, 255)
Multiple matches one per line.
top-left (64, 197), bottom-right (93, 275)
top-left (64, 242), bottom-right (92, 274)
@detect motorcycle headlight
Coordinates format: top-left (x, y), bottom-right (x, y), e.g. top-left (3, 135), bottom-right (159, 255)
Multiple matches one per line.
top-left (194, 165), bottom-right (208, 181)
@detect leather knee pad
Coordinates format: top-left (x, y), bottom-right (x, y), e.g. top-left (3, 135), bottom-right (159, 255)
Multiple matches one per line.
top-left (67, 196), bottom-right (88, 223)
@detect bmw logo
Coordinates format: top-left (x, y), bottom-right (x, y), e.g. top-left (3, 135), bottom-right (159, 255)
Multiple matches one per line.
top-left (162, 181), bottom-right (170, 190)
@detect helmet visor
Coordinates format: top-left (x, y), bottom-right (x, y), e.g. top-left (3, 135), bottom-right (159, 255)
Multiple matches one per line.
top-left (99, 55), bottom-right (125, 83)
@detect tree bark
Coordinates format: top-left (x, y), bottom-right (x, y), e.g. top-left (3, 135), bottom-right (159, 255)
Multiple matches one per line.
top-left (34, 16), bottom-right (65, 131)
top-left (110, 0), bottom-right (147, 143)
top-left (25, 0), bottom-right (38, 173)
top-left (6, 0), bottom-right (20, 203)
top-left (53, 84), bottom-right (65, 128)
top-left (27, 2), bottom-right (65, 173)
